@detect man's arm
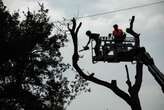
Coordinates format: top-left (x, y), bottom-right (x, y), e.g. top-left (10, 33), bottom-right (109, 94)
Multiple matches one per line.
top-left (85, 37), bottom-right (91, 47)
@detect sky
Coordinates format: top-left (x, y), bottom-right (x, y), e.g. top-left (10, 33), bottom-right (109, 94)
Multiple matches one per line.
top-left (3, 0), bottom-right (164, 110)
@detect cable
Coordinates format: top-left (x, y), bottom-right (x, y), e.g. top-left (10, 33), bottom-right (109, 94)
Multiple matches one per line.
top-left (32, 0), bottom-right (43, 7)
top-left (77, 0), bottom-right (164, 19)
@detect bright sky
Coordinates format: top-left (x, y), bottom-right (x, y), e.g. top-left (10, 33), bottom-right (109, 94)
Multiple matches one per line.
top-left (3, 0), bottom-right (164, 110)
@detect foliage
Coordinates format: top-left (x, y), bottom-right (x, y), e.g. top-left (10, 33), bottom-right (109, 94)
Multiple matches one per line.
top-left (0, 0), bottom-right (89, 110)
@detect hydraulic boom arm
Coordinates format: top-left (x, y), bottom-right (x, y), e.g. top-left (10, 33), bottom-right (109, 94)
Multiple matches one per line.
top-left (139, 51), bottom-right (164, 93)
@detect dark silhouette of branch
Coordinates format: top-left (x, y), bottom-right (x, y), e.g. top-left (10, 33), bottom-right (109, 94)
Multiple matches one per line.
top-left (128, 62), bottom-right (143, 110)
top-left (133, 62), bottom-right (143, 93)
top-left (126, 16), bottom-right (140, 47)
top-left (130, 16), bottom-right (134, 30)
top-left (142, 52), bottom-right (164, 93)
top-left (125, 65), bottom-right (132, 90)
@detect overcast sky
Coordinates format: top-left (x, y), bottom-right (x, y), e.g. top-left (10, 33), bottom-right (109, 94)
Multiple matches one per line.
top-left (3, 0), bottom-right (164, 110)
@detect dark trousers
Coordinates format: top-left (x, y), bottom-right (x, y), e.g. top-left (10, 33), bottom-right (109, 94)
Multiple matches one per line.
top-left (94, 40), bottom-right (101, 56)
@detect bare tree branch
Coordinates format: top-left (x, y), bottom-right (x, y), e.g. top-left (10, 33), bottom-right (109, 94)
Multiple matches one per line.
top-left (73, 57), bottom-right (132, 105)
top-left (130, 16), bottom-right (135, 30)
top-left (75, 22), bottom-right (82, 35)
top-left (126, 16), bottom-right (140, 47)
top-left (125, 65), bottom-right (132, 90)
top-left (132, 62), bottom-right (143, 94)
top-left (72, 18), bottom-right (76, 32)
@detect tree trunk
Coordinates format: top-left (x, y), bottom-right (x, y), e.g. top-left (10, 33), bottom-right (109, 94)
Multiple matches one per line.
top-left (130, 96), bottom-right (142, 110)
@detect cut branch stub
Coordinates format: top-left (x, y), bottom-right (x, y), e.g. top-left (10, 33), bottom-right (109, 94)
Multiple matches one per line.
top-left (126, 16), bottom-right (140, 47)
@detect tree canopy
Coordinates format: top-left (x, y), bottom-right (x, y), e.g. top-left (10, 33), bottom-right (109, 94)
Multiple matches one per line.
top-left (0, 0), bottom-right (89, 110)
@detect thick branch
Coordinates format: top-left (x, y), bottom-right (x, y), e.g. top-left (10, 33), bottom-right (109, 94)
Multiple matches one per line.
top-left (126, 16), bottom-right (140, 47)
top-left (67, 18), bottom-right (79, 54)
top-left (130, 16), bottom-right (135, 30)
top-left (125, 65), bottom-right (132, 90)
top-left (132, 62), bottom-right (143, 94)
top-left (76, 22), bottom-right (82, 35)
top-left (72, 18), bottom-right (76, 32)
top-left (73, 62), bottom-right (131, 104)
top-left (125, 62), bottom-right (143, 110)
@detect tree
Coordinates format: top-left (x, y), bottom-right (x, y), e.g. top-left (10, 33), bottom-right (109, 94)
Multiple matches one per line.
top-left (68, 17), bottom-right (155, 110)
top-left (0, 1), bottom-right (89, 110)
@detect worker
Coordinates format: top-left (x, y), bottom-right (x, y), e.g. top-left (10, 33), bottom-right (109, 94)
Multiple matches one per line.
top-left (112, 24), bottom-right (125, 43)
top-left (83, 30), bottom-right (101, 56)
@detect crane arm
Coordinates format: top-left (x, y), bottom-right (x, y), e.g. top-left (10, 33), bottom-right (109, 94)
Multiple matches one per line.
top-left (140, 51), bottom-right (164, 93)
